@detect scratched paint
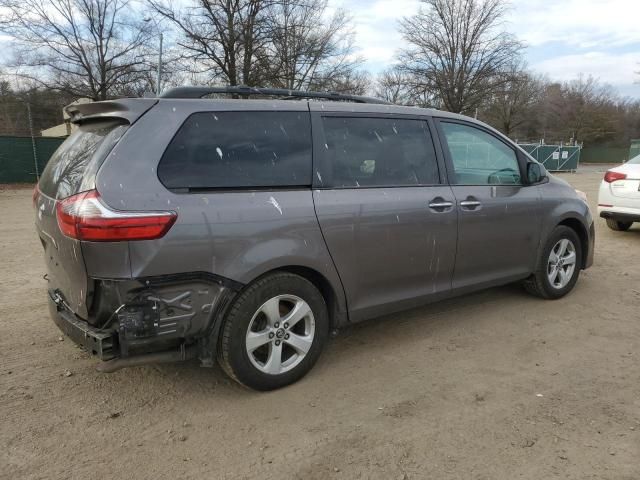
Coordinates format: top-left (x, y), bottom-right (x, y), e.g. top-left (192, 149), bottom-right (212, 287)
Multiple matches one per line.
top-left (267, 196), bottom-right (283, 215)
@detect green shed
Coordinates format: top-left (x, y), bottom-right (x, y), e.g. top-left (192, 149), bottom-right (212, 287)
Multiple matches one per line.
top-left (518, 143), bottom-right (580, 171)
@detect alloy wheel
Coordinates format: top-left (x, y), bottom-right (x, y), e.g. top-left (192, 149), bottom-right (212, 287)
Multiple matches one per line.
top-left (547, 238), bottom-right (577, 289)
top-left (245, 295), bottom-right (315, 375)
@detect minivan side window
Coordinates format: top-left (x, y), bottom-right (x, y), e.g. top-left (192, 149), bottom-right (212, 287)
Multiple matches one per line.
top-left (440, 122), bottom-right (522, 185)
top-left (321, 117), bottom-right (439, 188)
top-left (158, 111), bottom-right (312, 189)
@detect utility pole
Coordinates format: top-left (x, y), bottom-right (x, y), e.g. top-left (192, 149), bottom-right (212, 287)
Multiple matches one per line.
top-left (157, 32), bottom-right (163, 95)
top-left (27, 103), bottom-right (39, 181)
top-left (144, 17), bottom-right (164, 96)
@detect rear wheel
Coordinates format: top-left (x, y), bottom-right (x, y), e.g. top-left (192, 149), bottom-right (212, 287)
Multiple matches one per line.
top-left (606, 219), bottom-right (633, 231)
top-left (524, 226), bottom-right (582, 299)
top-left (218, 272), bottom-right (328, 390)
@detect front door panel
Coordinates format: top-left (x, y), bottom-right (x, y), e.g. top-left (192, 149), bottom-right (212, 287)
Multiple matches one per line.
top-left (450, 184), bottom-right (540, 289)
top-left (435, 119), bottom-right (542, 290)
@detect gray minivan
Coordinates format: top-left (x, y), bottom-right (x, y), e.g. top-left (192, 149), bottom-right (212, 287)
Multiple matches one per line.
top-left (34, 87), bottom-right (594, 390)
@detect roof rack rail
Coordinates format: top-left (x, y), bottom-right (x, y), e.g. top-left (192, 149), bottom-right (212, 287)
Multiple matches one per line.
top-left (159, 86), bottom-right (392, 105)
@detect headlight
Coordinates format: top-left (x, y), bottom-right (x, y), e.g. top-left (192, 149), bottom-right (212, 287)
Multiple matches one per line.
top-left (575, 189), bottom-right (588, 203)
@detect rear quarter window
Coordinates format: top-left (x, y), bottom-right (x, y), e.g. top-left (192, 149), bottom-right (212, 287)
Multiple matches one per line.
top-left (39, 120), bottom-right (128, 199)
top-left (158, 111), bottom-right (312, 190)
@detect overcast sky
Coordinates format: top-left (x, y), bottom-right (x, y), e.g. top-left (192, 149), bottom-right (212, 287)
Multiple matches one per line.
top-left (2, 0), bottom-right (638, 98)
top-left (331, 0), bottom-right (640, 98)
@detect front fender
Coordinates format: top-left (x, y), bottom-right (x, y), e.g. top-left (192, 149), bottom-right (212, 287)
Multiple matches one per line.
top-left (538, 179), bottom-right (594, 269)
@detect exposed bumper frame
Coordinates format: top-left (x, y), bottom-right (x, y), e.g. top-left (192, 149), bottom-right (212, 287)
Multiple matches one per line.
top-left (48, 271), bottom-right (242, 367)
top-left (49, 298), bottom-right (116, 360)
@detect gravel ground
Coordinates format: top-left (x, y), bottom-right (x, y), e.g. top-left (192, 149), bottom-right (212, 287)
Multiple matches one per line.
top-left (1, 169), bottom-right (639, 480)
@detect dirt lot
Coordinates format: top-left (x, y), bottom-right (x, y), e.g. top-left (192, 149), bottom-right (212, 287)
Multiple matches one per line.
top-left (1, 168), bottom-right (639, 480)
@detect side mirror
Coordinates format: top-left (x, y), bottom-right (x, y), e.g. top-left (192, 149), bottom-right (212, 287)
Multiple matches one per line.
top-left (527, 162), bottom-right (546, 184)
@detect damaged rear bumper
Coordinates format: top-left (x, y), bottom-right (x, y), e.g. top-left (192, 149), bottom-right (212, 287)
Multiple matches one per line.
top-left (49, 297), bottom-right (117, 360)
top-left (48, 272), bottom-right (242, 366)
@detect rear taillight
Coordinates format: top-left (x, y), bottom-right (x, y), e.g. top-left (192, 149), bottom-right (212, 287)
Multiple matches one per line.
top-left (604, 171), bottom-right (627, 183)
top-left (56, 190), bottom-right (177, 242)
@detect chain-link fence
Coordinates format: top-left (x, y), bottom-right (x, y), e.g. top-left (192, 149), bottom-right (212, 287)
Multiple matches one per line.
top-left (579, 146), bottom-right (629, 164)
top-left (629, 139), bottom-right (640, 161)
top-left (0, 98), bottom-right (68, 183)
top-left (0, 136), bottom-right (64, 183)
top-left (518, 143), bottom-right (580, 171)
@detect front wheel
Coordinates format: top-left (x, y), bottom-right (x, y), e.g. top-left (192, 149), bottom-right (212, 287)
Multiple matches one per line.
top-left (524, 226), bottom-right (582, 299)
top-left (217, 272), bottom-right (328, 390)
top-left (606, 219), bottom-right (633, 231)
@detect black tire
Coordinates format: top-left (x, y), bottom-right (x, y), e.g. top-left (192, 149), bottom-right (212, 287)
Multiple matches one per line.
top-left (524, 226), bottom-right (582, 300)
top-left (606, 219), bottom-right (633, 231)
top-left (217, 272), bottom-right (328, 391)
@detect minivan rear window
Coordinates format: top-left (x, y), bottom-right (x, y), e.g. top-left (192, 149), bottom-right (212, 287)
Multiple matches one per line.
top-left (39, 120), bottom-right (128, 199)
top-left (158, 111), bottom-right (312, 190)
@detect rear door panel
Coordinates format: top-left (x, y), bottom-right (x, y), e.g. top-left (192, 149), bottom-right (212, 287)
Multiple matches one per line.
top-left (313, 186), bottom-right (457, 320)
top-left (310, 109), bottom-right (457, 321)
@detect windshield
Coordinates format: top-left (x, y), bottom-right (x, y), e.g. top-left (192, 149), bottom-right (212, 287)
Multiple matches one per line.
top-left (39, 120), bottom-right (127, 199)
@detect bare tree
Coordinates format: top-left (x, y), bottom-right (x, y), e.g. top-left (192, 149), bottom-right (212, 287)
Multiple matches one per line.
top-left (375, 68), bottom-right (413, 104)
top-left (545, 76), bottom-right (619, 145)
top-left (399, 0), bottom-right (523, 114)
top-left (374, 67), bottom-right (439, 106)
top-left (481, 61), bottom-right (544, 136)
top-left (264, 1), bottom-right (362, 91)
top-left (312, 69), bottom-right (371, 95)
top-left (0, 80), bottom-right (73, 135)
top-left (0, 0), bottom-right (155, 100)
top-left (115, 32), bottom-right (187, 97)
top-left (147, 0), bottom-right (272, 87)
top-left (147, 0), bottom-right (365, 91)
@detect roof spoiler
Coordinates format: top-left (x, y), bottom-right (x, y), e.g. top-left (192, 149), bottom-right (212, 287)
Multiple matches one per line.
top-left (64, 99), bottom-right (158, 125)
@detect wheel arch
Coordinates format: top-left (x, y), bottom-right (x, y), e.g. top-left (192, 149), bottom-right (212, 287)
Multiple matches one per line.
top-left (245, 265), bottom-right (348, 331)
top-left (557, 217), bottom-right (589, 269)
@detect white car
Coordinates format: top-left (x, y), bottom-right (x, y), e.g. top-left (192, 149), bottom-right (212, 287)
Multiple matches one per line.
top-left (598, 154), bottom-right (640, 231)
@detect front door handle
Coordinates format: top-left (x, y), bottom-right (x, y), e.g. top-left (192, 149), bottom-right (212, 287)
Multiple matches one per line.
top-left (460, 199), bottom-right (482, 210)
top-left (428, 198), bottom-right (454, 212)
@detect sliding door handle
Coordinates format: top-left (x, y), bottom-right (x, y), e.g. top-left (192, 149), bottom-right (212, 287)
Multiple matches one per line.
top-left (460, 199), bottom-right (482, 210)
top-left (428, 197), bottom-right (454, 213)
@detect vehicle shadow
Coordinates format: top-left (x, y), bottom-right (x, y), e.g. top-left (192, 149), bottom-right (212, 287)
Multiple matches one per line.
top-left (94, 281), bottom-right (536, 397)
